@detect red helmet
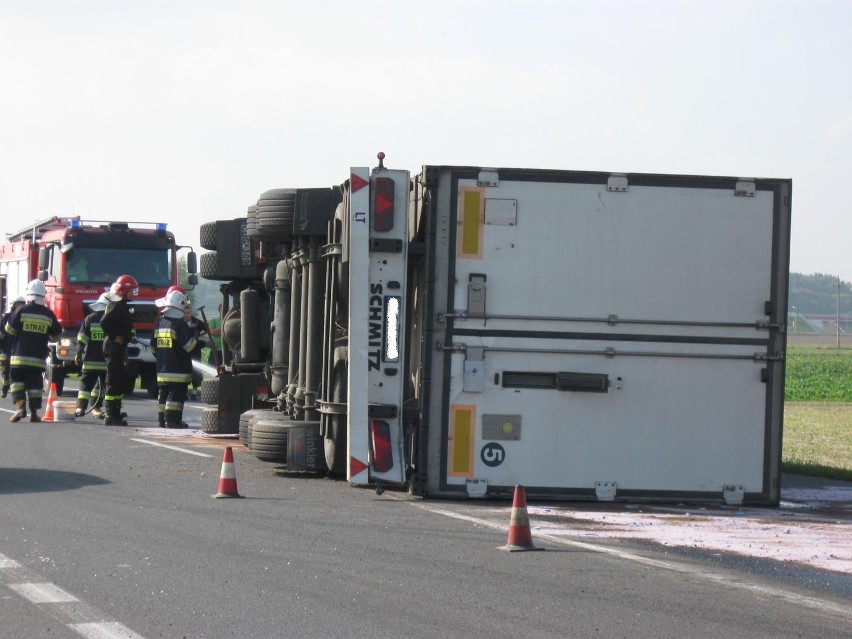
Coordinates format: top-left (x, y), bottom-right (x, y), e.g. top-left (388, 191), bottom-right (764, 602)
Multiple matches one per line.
top-left (110, 274), bottom-right (139, 299)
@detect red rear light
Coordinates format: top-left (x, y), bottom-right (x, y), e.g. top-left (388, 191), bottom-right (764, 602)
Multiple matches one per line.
top-left (373, 177), bottom-right (395, 232)
top-left (369, 420), bottom-right (394, 472)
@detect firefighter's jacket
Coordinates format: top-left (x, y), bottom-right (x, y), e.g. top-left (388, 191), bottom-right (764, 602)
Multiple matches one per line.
top-left (100, 298), bottom-right (134, 343)
top-left (151, 314), bottom-right (197, 384)
top-left (3, 303), bottom-right (62, 369)
top-left (76, 310), bottom-right (107, 372)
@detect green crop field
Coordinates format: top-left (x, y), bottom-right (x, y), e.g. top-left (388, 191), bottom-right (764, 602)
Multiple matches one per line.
top-left (784, 345), bottom-right (852, 480)
top-left (785, 345), bottom-right (852, 401)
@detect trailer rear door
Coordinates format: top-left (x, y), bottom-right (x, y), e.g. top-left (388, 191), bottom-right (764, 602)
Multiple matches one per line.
top-left (421, 168), bottom-right (790, 505)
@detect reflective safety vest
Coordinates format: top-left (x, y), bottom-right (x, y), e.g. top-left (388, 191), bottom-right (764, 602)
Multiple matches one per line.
top-left (151, 315), bottom-right (197, 384)
top-left (4, 303), bottom-right (61, 369)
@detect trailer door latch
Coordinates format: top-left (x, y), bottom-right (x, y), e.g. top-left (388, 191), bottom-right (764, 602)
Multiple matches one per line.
top-left (468, 273), bottom-right (486, 318)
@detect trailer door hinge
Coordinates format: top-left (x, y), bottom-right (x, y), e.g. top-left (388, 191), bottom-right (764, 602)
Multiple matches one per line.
top-left (723, 484), bottom-right (745, 506)
top-left (607, 175), bottom-right (628, 192)
top-left (477, 170), bottom-right (499, 187)
top-left (735, 180), bottom-right (756, 197)
top-left (466, 478), bottom-right (488, 497)
top-left (595, 481), bottom-right (617, 501)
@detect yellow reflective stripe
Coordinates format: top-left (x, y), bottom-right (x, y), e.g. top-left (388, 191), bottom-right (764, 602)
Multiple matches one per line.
top-left (458, 187), bottom-right (484, 259)
top-left (183, 337), bottom-right (197, 353)
top-left (448, 404), bottom-right (475, 477)
top-left (157, 374), bottom-right (192, 383)
top-left (10, 356), bottom-right (46, 368)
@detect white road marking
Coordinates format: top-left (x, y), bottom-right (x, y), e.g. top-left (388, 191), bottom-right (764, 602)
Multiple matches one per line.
top-left (130, 438), bottom-right (213, 457)
top-left (0, 552), bottom-right (147, 638)
top-left (70, 622), bottom-right (147, 639)
top-left (8, 581), bottom-right (78, 603)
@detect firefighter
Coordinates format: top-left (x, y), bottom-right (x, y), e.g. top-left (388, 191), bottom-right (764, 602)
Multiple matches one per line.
top-left (3, 280), bottom-right (61, 422)
top-left (74, 292), bottom-right (110, 418)
top-left (151, 287), bottom-right (196, 428)
top-left (100, 274), bottom-right (138, 426)
top-left (183, 304), bottom-right (208, 400)
top-left (0, 296), bottom-right (26, 398)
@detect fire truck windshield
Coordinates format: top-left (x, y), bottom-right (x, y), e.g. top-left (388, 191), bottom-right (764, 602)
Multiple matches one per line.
top-left (66, 246), bottom-right (172, 286)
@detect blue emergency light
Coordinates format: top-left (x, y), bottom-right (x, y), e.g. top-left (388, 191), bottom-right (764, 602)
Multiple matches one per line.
top-left (156, 223), bottom-right (167, 231)
top-left (70, 219), bottom-right (81, 229)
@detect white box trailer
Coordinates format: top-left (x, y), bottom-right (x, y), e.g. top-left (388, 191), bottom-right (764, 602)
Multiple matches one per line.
top-left (339, 163), bottom-right (790, 506)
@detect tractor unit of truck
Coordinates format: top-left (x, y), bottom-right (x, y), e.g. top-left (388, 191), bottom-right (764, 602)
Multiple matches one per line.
top-left (199, 154), bottom-right (791, 506)
top-left (0, 216), bottom-right (197, 397)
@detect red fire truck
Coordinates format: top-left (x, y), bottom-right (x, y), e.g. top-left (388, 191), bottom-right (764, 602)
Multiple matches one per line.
top-left (0, 216), bottom-right (196, 396)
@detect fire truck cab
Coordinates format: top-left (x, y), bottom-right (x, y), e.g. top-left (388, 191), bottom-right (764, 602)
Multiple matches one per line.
top-left (0, 216), bottom-right (196, 396)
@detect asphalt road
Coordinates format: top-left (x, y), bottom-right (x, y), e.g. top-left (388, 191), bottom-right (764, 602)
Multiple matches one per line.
top-left (0, 388), bottom-right (850, 638)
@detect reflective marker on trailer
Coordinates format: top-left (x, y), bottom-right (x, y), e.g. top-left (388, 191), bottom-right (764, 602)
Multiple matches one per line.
top-left (369, 420), bottom-right (394, 472)
top-left (373, 177), bottom-right (395, 231)
top-left (351, 173), bottom-right (369, 192)
top-left (351, 456), bottom-right (369, 477)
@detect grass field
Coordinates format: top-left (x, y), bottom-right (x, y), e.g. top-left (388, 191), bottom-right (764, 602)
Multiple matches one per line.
top-left (784, 345), bottom-right (852, 481)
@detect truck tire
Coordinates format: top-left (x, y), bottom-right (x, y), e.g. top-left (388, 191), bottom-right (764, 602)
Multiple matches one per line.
top-left (199, 251), bottom-right (221, 280)
top-left (200, 408), bottom-right (220, 433)
top-left (240, 409), bottom-right (264, 448)
top-left (242, 409), bottom-right (286, 448)
top-left (246, 204), bottom-right (260, 239)
top-left (258, 188), bottom-right (297, 204)
top-left (200, 249), bottom-right (253, 282)
top-left (324, 346), bottom-right (348, 476)
top-left (255, 188), bottom-right (296, 241)
top-left (201, 407), bottom-right (239, 434)
top-left (250, 417), bottom-right (289, 463)
top-left (199, 222), bottom-right (217, 251)
top-left (200, 378), bottom-right (219, 405)
top-left (255, 216), bottom-right (294, 241)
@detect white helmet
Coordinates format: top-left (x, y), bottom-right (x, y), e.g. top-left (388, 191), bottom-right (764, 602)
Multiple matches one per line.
top-left (25, 279), bottom-right (47, 304)
top-left (155, 289), bottom-right (188, 317)
top-left (89, 292), bottom-right (111, 313)
top-left (8, 295), bottom-right (25, 310)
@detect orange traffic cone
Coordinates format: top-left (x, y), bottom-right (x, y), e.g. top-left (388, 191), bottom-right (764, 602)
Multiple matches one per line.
top-left (43, 382), bottom-right (58, 422)
top-left (212, 446), bottom-right (243, 499)
top-left (498, 485), bottom-right (544, 552)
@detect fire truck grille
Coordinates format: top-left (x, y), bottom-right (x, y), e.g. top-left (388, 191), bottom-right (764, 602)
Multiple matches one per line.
top-left (130, 302), bottom-right (159, 328)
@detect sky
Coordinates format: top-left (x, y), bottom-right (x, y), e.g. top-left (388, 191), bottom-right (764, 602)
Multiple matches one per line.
top-left (1, 0), bottom-right (850, 279)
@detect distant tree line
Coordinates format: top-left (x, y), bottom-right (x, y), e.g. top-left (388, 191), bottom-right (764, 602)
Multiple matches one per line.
top-left (789, 273), bottom-right (852, 316)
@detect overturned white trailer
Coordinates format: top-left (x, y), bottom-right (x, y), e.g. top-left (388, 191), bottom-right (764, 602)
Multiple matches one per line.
top-left (205, 158), bottom-right (791, 506)
top-left (389, 166), bottom-right (790, 505)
